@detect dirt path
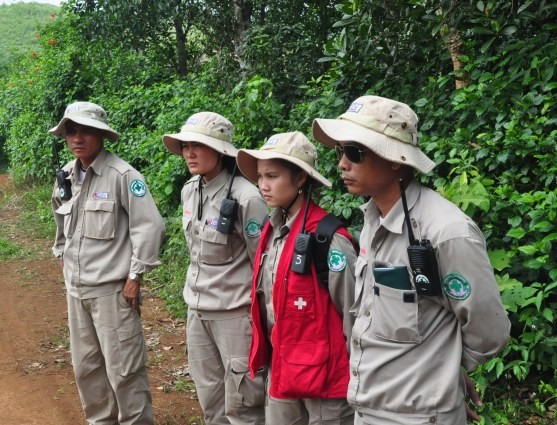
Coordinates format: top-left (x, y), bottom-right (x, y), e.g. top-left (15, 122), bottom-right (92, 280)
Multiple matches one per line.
top-left (0, 174), bottom-right (203, 424)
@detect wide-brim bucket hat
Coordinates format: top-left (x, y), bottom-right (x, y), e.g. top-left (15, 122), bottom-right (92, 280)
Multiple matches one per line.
top-left (48, 101), bottom-right (120, 142)
top-left (162, 112), bottom-right (237, 157)
top-left (312, 95), bottom-right (435, 174)
top-left (237, 131), bottom-right (331, 188)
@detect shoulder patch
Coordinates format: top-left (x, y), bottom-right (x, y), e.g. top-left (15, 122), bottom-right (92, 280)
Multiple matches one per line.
top-left (245, 218), bottom-right (261, 238)
top-left (130, 179), bottom-right (147, 197)
top-left (328, 249), bottom-right (347, 272)
top-left (442, 273), bottom-right (471, 300)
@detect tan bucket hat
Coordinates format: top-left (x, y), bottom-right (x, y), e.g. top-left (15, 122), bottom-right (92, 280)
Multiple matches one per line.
top-left (49, 101), bottom-right (120, 142)
top-left (162, 112), bottom-right (237, 157)
top-left (312, 95), bottom-right (435, 174)
top-left (237, 131), bottom-right (331, 188)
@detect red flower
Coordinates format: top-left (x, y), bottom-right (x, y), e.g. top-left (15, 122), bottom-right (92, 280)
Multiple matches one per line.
top-left (49, 39), bottom-right (56, 45)
top-left (32, 52), bottom-right (37, 57)
top-left (50, 13), bottom-right (55, 18)
top-left (35, 34), bottom-right (40, 39)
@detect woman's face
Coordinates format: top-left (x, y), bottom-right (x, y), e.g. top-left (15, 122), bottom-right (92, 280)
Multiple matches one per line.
top-left (181, 142), bottom-right (222, 181)
top-left (257, 159), bottom-right (305, 210)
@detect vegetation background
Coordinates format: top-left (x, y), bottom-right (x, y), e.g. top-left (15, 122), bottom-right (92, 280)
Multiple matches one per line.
top-left (0, 1), bottom-right (555, 424)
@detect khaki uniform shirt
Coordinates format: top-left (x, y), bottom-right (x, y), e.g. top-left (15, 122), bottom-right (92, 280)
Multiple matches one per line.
top-left (51, 149), bottom-right (165, 299)
top-left (182, 169), bottom-right (268, 318)
top-left (257, 207), bottom-right (357, 347)
top-left (349, 180), bottom-right (510, 424)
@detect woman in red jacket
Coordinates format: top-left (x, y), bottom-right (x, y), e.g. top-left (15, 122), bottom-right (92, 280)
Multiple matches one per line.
top-left (237, 131), bottom-right (357, 424)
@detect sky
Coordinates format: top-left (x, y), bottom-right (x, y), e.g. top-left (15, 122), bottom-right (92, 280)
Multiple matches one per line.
top-left (1, 0), bottom-right (62, 5)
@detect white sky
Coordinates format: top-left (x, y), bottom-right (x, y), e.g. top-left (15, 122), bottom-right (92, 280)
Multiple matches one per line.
top-left (1, 0), bottom-right (62, 5)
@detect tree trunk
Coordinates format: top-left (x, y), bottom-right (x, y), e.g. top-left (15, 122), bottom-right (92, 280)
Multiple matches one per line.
top-left (437, 4), bottom-right (469, 89)
top-left (232, 0), bottom-right (253, 73)
top-left (174, 16), bottom-right (188, 76)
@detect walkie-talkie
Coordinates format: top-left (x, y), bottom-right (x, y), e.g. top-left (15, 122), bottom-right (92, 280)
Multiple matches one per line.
top-left (216, 164), bottom-right (239, 234)
top-left (53, 142), bottom-right (72, 201)
top-left (399, 180), bottom-right (441, 296)
top-left (291, 184), bottom-right (314, 274)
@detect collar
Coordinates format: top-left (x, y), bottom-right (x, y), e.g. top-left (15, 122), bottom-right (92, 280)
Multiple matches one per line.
top-left (73, 148), bottom-right (108, 177)
top-left (195, 168), bottom-right (231, 200)
top-left (269, 206), bottom-right (298, 238)
top-left (364, 179), bottom-right (421, 235)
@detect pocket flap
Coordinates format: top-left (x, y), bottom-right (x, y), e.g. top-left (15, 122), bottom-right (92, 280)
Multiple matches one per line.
top-left (230, 356), bottom-right (249, 374)
top-left (200, 227), bottom-right (228, 244)
top-left (85, 199), bottom-right (114, 212)
top-left (116, 320), bottom-right (142, 342)
top-left (281, 344), bottom-right (328, 366)
top-left (55, 201), bottom-right (73, 216)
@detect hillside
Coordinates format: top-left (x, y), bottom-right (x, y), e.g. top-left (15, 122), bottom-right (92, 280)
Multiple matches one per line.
top-left (0, 2), bottom-right (59, 70)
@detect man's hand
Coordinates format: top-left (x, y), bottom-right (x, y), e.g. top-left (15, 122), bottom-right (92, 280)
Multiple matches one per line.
top-left (464, 372), bottom-right (483, 422)
top-left (123, 277), bottom-right (140, 313)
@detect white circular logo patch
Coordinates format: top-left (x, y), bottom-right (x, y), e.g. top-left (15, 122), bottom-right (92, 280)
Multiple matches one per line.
top-left (443, 273), bottom-right (471, 300)
top-left (130, 180), bottom-right (146, 197)
top-left (328, 249), bottom-right (347, 272)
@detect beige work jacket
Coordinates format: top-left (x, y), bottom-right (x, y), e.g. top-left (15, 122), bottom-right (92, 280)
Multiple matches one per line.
top-left (349, 180), bottom-right (510, 424)
top-left (52, 149), bottom-right (165, 299)
top-left (182, 169), bottom-right (268, 318)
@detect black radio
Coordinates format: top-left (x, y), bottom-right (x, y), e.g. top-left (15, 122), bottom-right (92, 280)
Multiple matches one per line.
top-left (399, 180), bottom-right (441, 296)
top-left (216, 164), bottom-right (239, 234)
top-left (53, 142), bottom-right (72, 201)
top-left (290, 184), bottom-right (314, 274)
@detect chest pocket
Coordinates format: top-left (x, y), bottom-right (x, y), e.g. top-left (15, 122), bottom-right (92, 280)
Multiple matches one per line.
top-left (370, 275), bottom-right (421, 344)
top-left (55, 201), bottom-right (74, 238)
top-left (200, 226), bottom-right (233, 265)
top-left (84, 199), bottom-right (115, 240)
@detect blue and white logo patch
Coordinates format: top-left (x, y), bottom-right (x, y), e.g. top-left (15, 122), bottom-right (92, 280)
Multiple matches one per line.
top-left (347, 103), bottom-right (363, 113)
top-left (130, 180), bottom-right (146, 197)
top-left (205, 217), bottom-right (218, 228)
top-left (328, 249), bottom-right (347, 272)
top-left (264, 137), bottom-right (279, 146)
top-left (93, 191), bottom-right (109, 199)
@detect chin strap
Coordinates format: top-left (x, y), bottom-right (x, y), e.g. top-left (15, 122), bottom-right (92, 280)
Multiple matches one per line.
top-left (280, 190), bottom-right (301, 220)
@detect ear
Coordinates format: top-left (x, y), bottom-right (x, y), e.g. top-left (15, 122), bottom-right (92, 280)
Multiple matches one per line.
top-left (297, 171), bottom-right (309, 188)
top-left (391, 162), bottom-right (402, 170)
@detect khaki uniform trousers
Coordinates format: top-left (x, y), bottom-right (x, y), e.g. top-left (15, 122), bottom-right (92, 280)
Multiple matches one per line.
top-left (186, 310), bottom-right (265, 425)
top-left (67, 292), bottom-right (153, 425)
top-left (265, 374), bottom-right (354, 425)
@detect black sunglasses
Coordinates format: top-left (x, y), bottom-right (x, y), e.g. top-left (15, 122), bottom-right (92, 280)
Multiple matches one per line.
top-left (335, 143), bottom-right (368, 163)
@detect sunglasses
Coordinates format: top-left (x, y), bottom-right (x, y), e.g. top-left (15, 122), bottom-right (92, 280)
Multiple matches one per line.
top-left (335, 143), bottom-right (368, 163)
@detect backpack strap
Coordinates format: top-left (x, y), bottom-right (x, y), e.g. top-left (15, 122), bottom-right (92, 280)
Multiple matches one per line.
top-left (314, 214), bottom-right (344, 288)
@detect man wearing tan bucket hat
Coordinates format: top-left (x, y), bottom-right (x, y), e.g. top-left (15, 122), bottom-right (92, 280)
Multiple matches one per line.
top-left (50, 101), bottom-right (165, 424)
top-left (237, 131), bottom-right (357, 425)
top-left (163, 112), bottom-right (267, 425)
top-left (313, 95), bottom-right (510, 425)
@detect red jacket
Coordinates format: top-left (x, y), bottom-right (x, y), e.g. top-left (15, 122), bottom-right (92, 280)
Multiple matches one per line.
top-left (249, 201), bottom-right (351, 399)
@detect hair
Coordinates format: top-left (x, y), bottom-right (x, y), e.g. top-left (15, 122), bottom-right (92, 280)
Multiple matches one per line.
top-left (223, 156), bottom-right (236, 174)
top-left (275, 158), bottom-right (313, 196)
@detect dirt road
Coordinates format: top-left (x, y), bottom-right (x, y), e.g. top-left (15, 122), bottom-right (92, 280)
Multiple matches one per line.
top-left (0, 174), bottom-right (202, 424)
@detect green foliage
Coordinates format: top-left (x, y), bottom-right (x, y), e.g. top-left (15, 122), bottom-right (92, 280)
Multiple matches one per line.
top-left (1, 1), bottom-right (557, 422)
top-left (0, 3), bottom-right (59, 71)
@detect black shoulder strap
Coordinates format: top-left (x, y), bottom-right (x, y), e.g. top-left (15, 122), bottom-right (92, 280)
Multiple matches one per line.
top-left (261, 215), bottom-right (270, 229)
top-left (314, 214), bottom-right (344, 288)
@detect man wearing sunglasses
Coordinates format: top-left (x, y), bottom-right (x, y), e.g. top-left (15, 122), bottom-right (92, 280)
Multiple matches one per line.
top-left (312, 95), bottom-right (510, 425)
